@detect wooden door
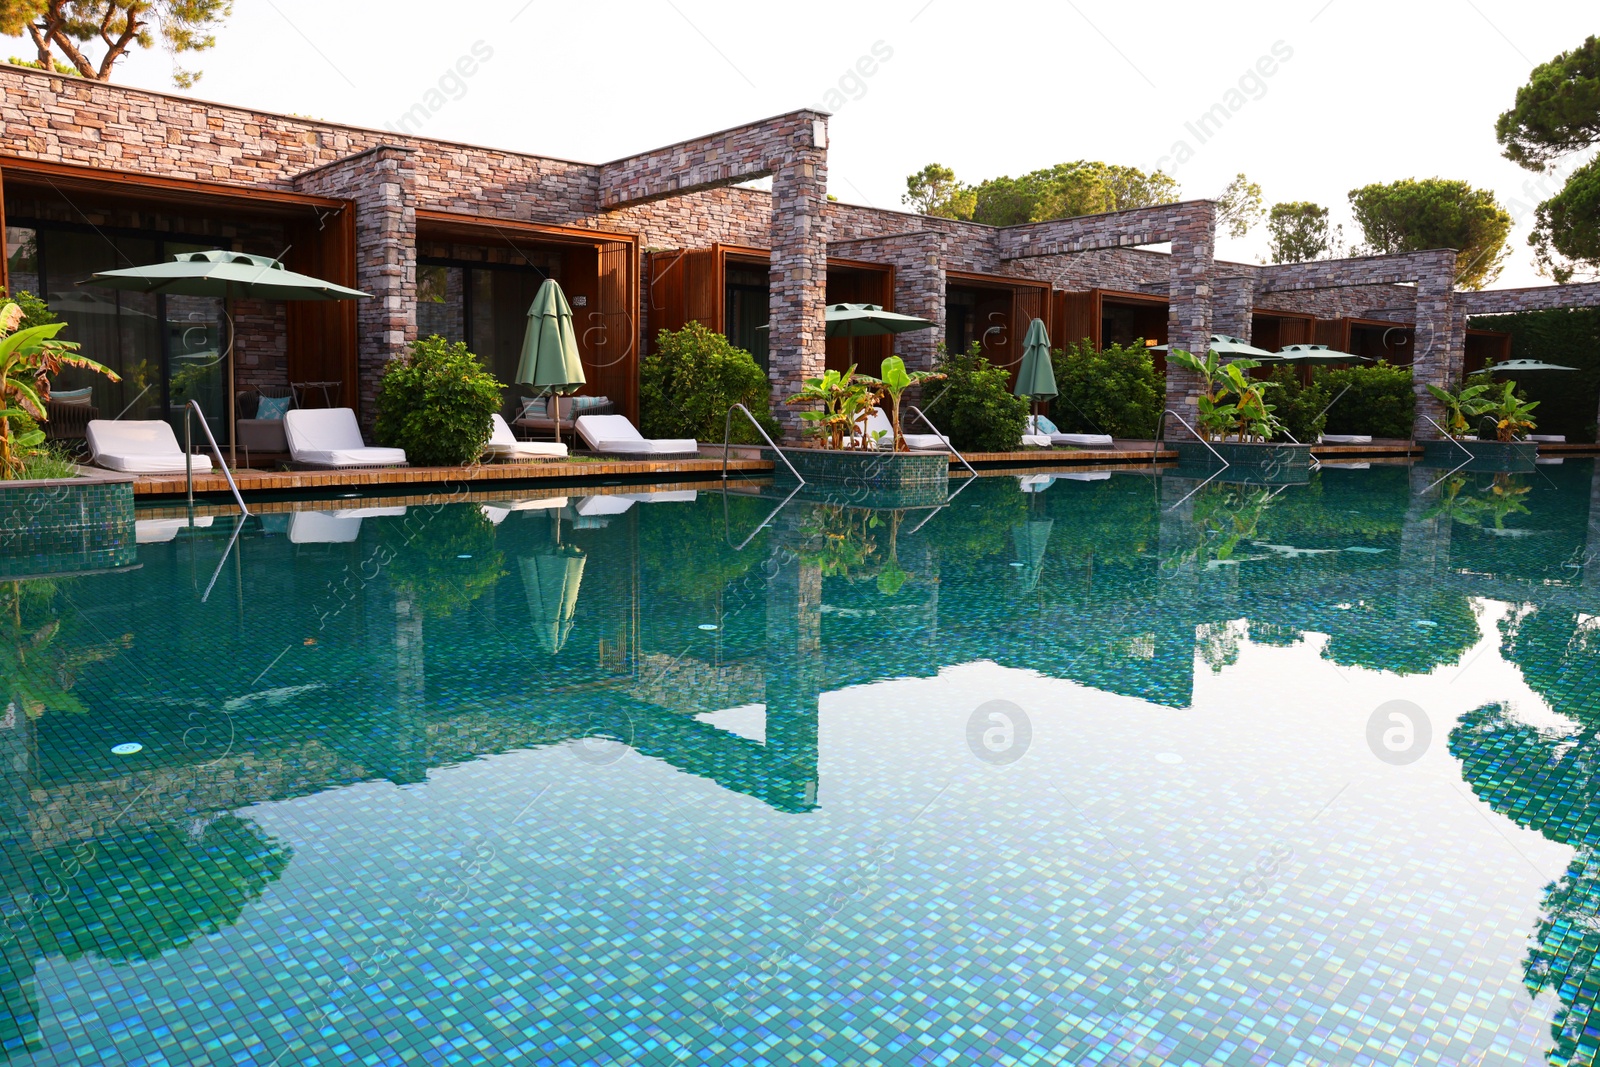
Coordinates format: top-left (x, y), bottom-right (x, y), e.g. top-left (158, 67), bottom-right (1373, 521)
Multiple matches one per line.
top-left (1055, 291), bottom-right (1095, 350)
top-left (591, 240), bottom-right (637, 422)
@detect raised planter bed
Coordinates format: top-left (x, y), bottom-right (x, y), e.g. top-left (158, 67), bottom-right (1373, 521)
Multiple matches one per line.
top-left (1171, 440), bottom-right (1314, 484)
top-left (775, 447), bottom-right (949, 509)
top-left (1420, 439), bottom-right (1537, 473)
top-left (0, 467), bottom-right (137, 578)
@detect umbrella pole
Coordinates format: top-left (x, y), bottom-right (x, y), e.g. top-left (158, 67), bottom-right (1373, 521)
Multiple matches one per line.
top-left (225, 304), bottom-right (237, 469)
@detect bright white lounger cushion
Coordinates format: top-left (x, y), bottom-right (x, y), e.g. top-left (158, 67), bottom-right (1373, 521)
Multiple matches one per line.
top-left (283, 408), bottom-right (407, 468)
top-left (486, 414), bottom-right (568, 459)
top-left (87, 419), bottom-right (213, 474)
top-left (1529, 434), bottom-right (1566, 443)
top-left (1021, 434), bottom-right (1053, 448)
top-left (863, 409), bottom-right (949, 451)
top-left (574, 414), bottom-right (696, 455)
top-left (1320, 434), bottom-right (1372, 444)
top-left (1051, 433), bottom-right (1114, 448)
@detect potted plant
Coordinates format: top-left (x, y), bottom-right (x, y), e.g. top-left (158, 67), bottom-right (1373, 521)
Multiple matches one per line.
top-left (779, 360), bottom-right (949, 507)
top-left (1422, 379), bottom-right (1538, 471)
top-left (1165, 349), bottom-right (1312, 478)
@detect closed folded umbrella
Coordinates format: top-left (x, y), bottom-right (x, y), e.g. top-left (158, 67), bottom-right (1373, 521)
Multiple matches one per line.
top-left (515, 279), bottom-right (587, 441)
top-left (520, 547), bottom-right (587, 654)
top-left (1013, 318), bottom-right (1057, 413)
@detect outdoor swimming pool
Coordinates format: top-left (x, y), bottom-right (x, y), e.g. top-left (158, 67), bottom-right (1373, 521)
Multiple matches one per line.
top-left (3, 461), bottom-right (1600, 1066)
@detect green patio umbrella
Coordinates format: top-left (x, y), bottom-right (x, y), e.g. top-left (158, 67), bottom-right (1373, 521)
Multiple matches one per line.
top-left (81, 250), bottom-right (371, 464)
top-left (758, 303), bottom-right (936, 363)
top-left (1152, 334), bottom-right (1277, 360)
top-left (1275, 344), bottom-right (1370, 365)
top-left (1480, 358), bottom-right (1579, 373)
top-left (1013, 318), bottom-right (1057, 416)
top-left (1011, 519), bottom-right (1054, 593)
top-left (520, 547), bottom-right (587, 654)
top-left (515, 279), bottom-right (587, 441)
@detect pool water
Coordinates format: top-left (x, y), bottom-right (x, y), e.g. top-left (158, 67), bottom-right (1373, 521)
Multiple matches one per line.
top-left (3, 462), bottom-right (1600, 1066)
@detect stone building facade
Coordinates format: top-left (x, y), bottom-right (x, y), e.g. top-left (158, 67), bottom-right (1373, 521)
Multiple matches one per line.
top-left (3, 63), bottom-right (1598, 442)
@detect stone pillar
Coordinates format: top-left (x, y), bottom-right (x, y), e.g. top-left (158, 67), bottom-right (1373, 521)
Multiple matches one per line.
top-left (1411, 251), bottom-right (1459, 440)
top-left (768, 121), bottom-right (829, 439)
top-left (1212, 275), bottom-right (1255, 342)
top-left (891, 233), bottom-right (947, 372)
top-left (763, 533), bottom-right (822, 812)
top-left (295, 146), bottom-right (418, 429)
top-left (1164, 202), bottom-right (1217, 437)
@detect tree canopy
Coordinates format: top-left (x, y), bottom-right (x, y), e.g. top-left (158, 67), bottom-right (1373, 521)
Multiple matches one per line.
top-left (1347, 178), bottom-right (1512, 289)
top-left (1265, 201), bottom-right (1341, 263)
top-left (1496, 35), bottom-right (1600, 282)
top-left (0, 0), bottom-right (231, 87)
top-left (1215, 173), bottom-right (1264, 239)
top-left (903, 160), bottom-right (1178, 226)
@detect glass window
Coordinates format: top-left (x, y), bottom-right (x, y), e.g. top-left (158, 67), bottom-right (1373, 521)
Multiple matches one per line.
top-left (725, 264), bottom-right (769, 371)
top-left (5, 225), bottom-right (39, 295)
top-left (417, 265), bottom-right (465, 345)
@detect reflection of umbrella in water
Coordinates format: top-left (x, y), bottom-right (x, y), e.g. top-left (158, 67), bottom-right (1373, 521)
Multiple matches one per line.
top-left (1011, 519), bottom-right (1054, 593)
top-left (520, 546), bottom-right (587, 653)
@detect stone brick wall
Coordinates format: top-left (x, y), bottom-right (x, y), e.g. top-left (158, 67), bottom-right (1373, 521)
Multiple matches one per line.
top-left (1164, 204), bottom-right (1217, 435)
top-left (294, 146), bottom-right (418, 422)
top-left (829, 231), bottom-right (947, 370)
top-left (1459, 282), bottom-right (1600, 315)
top-left (599, 112), bottom-right (826, 209)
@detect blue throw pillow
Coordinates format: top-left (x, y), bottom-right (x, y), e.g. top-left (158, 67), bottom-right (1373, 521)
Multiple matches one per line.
top-left (519, 396), bottom-right (548, 420)
top-left (569, 395), bottom-right (609, 414)
top-left (50, 387), bottom-right (95, 406)
top-left (256, 395), bottom-right (292, 420)
top-left (1034, 414), bottom-right (1059, 435)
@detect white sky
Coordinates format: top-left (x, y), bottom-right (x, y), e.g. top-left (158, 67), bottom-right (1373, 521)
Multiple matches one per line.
top-left (17, 0), bottom-right (1596, 288)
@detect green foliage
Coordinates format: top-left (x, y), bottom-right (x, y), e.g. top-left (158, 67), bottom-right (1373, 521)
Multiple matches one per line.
top-left (1263, 367), bottom-right (1330, 442)
top-left (922, 342), bottom-right (1028, 452)
top-left (2, 0), bottom-right (234, 87)
top-left (1530, 158), bottom-right (1600, 282)
top-left (0, 287), bottom-right (57, 330)
top-left (1477, 378), bottom-right (1540, 441)
top-left (1495, 35), bottom-right (1600, 169)
top-left (1168, 349), bottom-right (1283, 442)
top-left (1, 298), bottom-right (117, 478)
top-left (639, 322), bottom-right (778, 445)
top-left (1471, 307), bottom-right (1600, 440)
top-left (20, 440), bottom-right (78, 479)
top-left (785, 365), bottom-right (879, 450)
top-left (1315, 362), bottom-right (1415, 439)
top-left (376, 505), bottom-right (506, 620)
top-left (1050, 339), bottom-right (1161, 439)
top-left (1215, 173), bottom-right (1264, 239)
top-left (373, 335), bottom-right (505, 467)
top-left (902, 160), bottom-right (1178, 226)
top-left (860, 355), bottom-right (944, 451)
top-left (1425, 380), bottom-right (1493, 438)
top-left (1265, 202), bottom-right (1340, 263)
top-left (1347, 178), bottom-right (1512, 289)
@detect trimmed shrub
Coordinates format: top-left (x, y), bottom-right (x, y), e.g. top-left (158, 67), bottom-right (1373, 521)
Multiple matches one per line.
top-left (923, 342), bottom-right (1029, 452)
top-left (1471, 307), bottom-right (1600, 442)
top-left (1050, 339), bottom-right (1162, 439)
top-left (640, 323), bottom-right (779, 445)
top-left (374, 335), bottom-right (505, 466)
top-left (1264, 367), bottom-right (1330, 442)
top-left (1316, 362), bottom-right (1415, 439)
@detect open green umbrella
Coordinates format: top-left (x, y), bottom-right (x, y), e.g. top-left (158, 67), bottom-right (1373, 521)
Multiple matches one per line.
top-left (81, 250), bottom-right (370, 464)
top-left (1275, 343), bottom-right (1370, 365)
top-left (1152, 334), bottom-right (1277, 360)
top-left (1013, 318), bottom-right (1057, 414)
top-left (520, 547), bottom-right (587, 654)
top-left (758, 303), bottom-right (935, 363)
top-left (515, 279), bottom-right (587, 441)
top-left (1480, 358), bottom-right (1579, 373)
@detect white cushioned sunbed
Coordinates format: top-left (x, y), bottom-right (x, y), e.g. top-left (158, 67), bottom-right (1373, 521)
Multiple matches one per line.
top-left (87, 419), bottom-right (213, 474)
top-left (1320, 434), bottom-right (1372, 445)
top-left (862, 409), bottom-right (949, 451)
top-left (1027, 416), bottom-right (1112, 449)
top-left (283, 408), bottom-right (408, 468)
top-left (574, 415), bottom-right (697, 456)
top-left (485, 414), bottom-right (569, 460)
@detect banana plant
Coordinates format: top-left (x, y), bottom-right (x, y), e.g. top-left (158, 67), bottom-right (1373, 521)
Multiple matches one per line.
top-left (0, 300), bottom-right (120, 478)
top-left (857, 356), bottom-right (946, 451)
top-left (786, 365), bottom-right (881, 449)
top-left (1424, 381), bottom-right (1492, 439)
top-left (1169, 348), bottom-right (1283, 442)
top-left (1482, 379), bottom-right (1539, 442)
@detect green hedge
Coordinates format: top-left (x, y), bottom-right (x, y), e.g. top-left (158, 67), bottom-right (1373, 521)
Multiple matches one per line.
top-left (1471, 308), bottom-right (1600, 442)
top-left (640, 323), bottom-right (779, 445)
top-left (374, 335), bottom-right (505, 466)
top-left (1050, 339), bottom-right (1162, 439)
top-left (1314, 363), bottom-right (1415, 439)
top-left (923, 342), bottom-right (1028, 452)
top-left (1263, 367), bottom-right (1330, 443)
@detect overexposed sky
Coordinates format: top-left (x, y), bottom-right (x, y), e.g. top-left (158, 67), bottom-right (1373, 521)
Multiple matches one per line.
top-left (15, 0), bottom-right (1595, 287)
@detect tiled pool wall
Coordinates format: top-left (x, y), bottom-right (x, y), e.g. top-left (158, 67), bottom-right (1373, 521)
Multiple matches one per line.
top-left (0, 478), bottom-right (136, 578)
top-left (776, 448), bottom-right (950, 509)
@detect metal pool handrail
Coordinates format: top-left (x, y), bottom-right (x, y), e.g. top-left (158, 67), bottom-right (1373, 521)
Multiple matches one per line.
top-left (905, 405), bottom-right (976, 477)
top-left (1417, 413), bottom-right (1476, 493)
top-left (184, 400), bottom-right (250, 516)
top-left (1156, 408), bottom-right (1230, 469)
top-left (723, 403), bottom-right (804, 486)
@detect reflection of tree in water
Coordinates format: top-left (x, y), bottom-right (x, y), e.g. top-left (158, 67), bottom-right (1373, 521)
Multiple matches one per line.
top-left (373, 506), bottom-right (506, 619)
top-left (1, 579), bottom-right (132, 720)
top-left (1426, 473), bottom-right (1532, 531)
top-left (1319, 591), bottom-right (1480, 677)
top-left (22, 815), bottom-right (292, 963)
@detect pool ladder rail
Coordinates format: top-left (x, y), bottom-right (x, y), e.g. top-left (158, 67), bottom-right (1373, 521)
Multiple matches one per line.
top-left (183, 399), bottom-right (250, 517)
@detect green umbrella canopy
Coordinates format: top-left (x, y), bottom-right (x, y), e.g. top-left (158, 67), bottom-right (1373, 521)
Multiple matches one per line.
top-left (1014, 317), bottom-right (1057, 400)
top-left (521, 548), bottom-right (587, 654)
top-left (1481, 358), bottom-right (1580, 373)
top-left (82, 250), bottom-right (370, 301)
top-left (755, 303), bottom-right (936, 338)
top-left (1152, 334), bottom-right (1277, 359)
top-left (515, 279), bottom-right (586, 392)
top-left (1011, 518), bottom-right (1055, 593)
top-left (1276, 344), bottom-right (1372, 365)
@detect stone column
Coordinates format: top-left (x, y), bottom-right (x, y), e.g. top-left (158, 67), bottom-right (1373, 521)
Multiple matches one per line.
top-left (768, 122), bottom-right (829, 440)
top-left (1211, 275), bottom-right (1255, 342)
top-left (1164, 202), bottom-right (1217, 437)
top-left (890, 232), bottom-right (947, 372)
top-left (295, 145), bottom-right (419, 429)
top-left (1411, 252), bottom-right (1459, 440)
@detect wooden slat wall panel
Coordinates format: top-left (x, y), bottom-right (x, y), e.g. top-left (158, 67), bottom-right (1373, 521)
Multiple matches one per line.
top-left (1055, 291), bottom-right (1096, 350)
top-left (593, 241), bottom-right (638, 422)
top-left (285, 206), bottom-right (358, 411)
top-left (685, 247), bottom-right (721, 328)
top-left (646, 250), bottom-right (687, 351)
top-left (1314, 318), bottom-right (1346, 349)
top-left (1012, 286), bottom-right (1046, 354)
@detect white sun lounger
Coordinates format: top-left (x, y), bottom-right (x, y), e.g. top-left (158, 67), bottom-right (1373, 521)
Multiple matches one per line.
top-left (1027, 416), bottom-right (1112, 449)
top-left (1529, 434), bottom-right (1566, 443)
top-left (574, 415), bottom-right (697, 456)
top-left (87, 419), bottom-right (214, 474)
top-left (1319, 434), bottom-right (1372, 445)
top-left (862, 409), bottom-right (949, 451)
top-left (287, 507), bottom-right (406, 544)
top-left (134, 516), bottom-right (215, 543)
top-left (629, 490), bottom-right (698, 503)
top-left (485, 414), bottom-right (569, 461)
top-left (283, 408), bottom-right (408, 469)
